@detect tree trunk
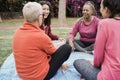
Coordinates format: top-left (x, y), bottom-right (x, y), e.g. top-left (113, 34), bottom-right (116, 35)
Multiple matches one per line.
top-left (0, 15), bottom-right (2, 22)
top-left (58, 0), bottom-right (67, 27)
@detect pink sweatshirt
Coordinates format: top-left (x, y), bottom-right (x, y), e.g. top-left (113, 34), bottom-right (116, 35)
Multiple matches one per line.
top-left (69, 16), bottom-right (99, 43)
top-left (40, 25), bottom-right (59, 40)
top-left (94, 19), bottom-right (120, 80)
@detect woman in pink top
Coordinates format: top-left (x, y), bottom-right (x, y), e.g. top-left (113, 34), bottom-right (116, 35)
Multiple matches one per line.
top-left (68, 1), bottom-right (99, 53)
top-left (74, 0), bottom-right (120, 80)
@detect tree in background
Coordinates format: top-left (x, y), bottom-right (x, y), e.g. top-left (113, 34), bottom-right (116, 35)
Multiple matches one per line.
top-left (0, 15), bottom-right (2, 22)
top-left (58, 0), bottom-right (67, 27)
top-left (0, 0), bottom-right (101, 19)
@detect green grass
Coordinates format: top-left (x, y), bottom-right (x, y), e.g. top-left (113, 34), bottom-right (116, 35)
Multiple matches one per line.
top-left (0, 30), bottom-right (15, 66)
top-left (0, 19), bottom-right (24, 28)
top-left (0, 18), bottom-right (79, 66)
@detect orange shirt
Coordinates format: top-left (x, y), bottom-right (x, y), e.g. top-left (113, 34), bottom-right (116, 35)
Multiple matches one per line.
top-left (13, 22), bottom-right (56, 80)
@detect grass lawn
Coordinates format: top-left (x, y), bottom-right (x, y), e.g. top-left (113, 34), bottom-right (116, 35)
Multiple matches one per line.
top-left (0, 18), bottom-right (79, 66)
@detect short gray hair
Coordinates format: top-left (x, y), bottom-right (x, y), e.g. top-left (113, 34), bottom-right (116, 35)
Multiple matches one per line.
top-left (22, 2), bottom-right (42, 22)
top-left (84, 1), bottom-right (97, 16)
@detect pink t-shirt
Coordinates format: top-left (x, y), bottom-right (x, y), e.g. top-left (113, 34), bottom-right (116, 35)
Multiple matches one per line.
top-left (69, 16), bottom-right (99, 43)
top-left (94, 18), bottom-right (120, 80)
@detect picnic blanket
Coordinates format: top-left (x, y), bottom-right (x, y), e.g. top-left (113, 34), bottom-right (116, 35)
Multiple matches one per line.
top-left (0, 52), bottom-right (93, 80)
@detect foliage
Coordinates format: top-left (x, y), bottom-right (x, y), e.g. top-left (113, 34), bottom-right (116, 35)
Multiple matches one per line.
top-left (0, 0), bottom-right (101, 18)
top-left (0, 0), bottom-right (24, 12)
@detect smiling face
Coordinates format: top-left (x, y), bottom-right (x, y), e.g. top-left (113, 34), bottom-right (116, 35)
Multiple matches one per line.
top-left (42, 4), bottom-right (50, 19)
top-left (82, 4), bottom-right (93, 20)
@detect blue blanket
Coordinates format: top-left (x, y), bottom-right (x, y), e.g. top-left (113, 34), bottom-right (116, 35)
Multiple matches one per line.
top-left (0, 52), bottom-right (93, 80)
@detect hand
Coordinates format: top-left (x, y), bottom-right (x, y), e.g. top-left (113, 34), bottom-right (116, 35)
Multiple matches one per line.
top-left (58, 38), bottom-right (65, 41)
top-left (69, 41), bottom-right (75, 50)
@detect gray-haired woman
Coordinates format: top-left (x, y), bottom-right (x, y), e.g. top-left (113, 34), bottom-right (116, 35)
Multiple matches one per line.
top-left (13, 2), bottom-right (71, 80)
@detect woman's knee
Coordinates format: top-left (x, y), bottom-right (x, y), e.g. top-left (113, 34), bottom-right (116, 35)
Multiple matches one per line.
top-left (74, 59), bottom-right (82, 69)
top-left (73, 59), bottom-right (89, 70)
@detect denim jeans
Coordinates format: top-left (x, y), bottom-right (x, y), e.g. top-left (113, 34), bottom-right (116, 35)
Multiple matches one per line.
top-left (74, 40), bottom-right (94, 51)
top-left (73, 59), bottom-right (100, 80)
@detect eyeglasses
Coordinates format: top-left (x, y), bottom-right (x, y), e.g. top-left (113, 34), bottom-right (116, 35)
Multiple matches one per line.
top-left (38, 14), bottom-right (43, 17)
top-left (39, 13), bottom-right (45, 18)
